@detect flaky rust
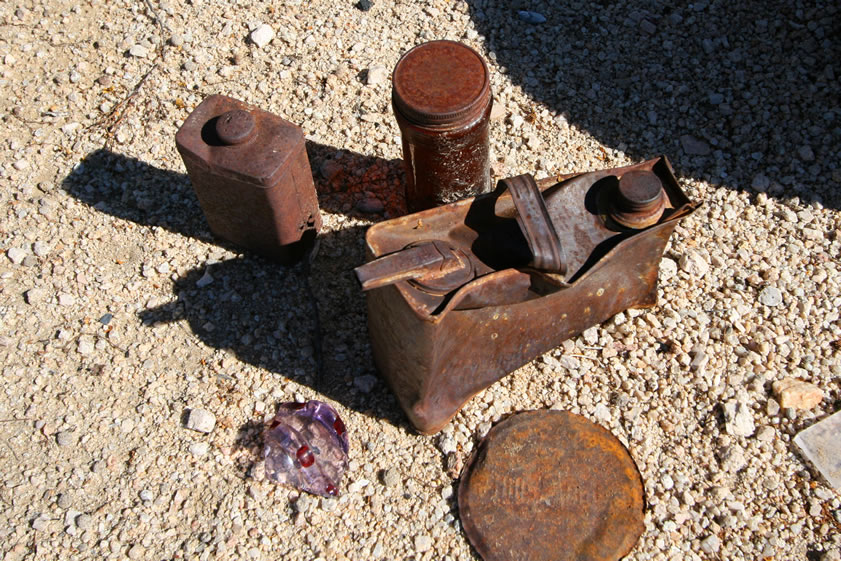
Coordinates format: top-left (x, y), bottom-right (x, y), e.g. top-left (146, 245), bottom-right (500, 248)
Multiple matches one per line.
top-left (175, 94), bottom-right (321, 264)
top-left (356, 157), bottom-right (699, 434)
top-left (458, 410), bottom-right (645, 561)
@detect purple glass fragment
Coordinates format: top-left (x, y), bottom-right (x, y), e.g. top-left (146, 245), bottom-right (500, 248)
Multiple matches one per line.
top-left (263, 400), bottom-right (349, 497)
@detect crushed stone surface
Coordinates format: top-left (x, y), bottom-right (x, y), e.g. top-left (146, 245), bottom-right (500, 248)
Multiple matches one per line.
top-left (0, 0), bottom-right (839, 560)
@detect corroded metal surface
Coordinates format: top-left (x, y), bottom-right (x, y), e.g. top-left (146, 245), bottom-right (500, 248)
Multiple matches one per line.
top-left (458, 410), bottom-right (645, 561)
top-left (610, 170), bottom-right (666, 229)
top-left (355, 157), bottom-right (698, 434)
top-left (392, 40), bottom-right (493, 211)
top-left (175, 94), bottom-right (321, 263)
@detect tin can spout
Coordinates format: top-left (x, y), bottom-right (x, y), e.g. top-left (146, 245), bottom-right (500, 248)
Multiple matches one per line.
top-left (354, 241), bottom-right (473, 292)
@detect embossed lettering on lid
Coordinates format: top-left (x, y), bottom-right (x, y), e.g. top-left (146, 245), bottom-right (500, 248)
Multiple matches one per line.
top-left (458, 410), bottom-right (645, 561)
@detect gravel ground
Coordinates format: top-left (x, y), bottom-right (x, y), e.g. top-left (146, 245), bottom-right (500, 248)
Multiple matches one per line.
top-left (1, 0), bottom-right (840, 560)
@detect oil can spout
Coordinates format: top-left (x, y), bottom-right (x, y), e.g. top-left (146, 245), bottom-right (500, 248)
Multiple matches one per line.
top-left (354, 241), bottom-right (474, 292)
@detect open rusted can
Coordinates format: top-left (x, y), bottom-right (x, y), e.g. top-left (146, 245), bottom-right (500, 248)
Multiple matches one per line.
top-left (175, 94), bottom-right (322, 263)
top-left (354, 156), bottom-right (699, 434)
top-left (392, 40), bottom-right (493, 212)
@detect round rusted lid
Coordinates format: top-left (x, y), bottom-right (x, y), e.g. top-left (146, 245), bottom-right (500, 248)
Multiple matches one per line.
top-left (215, 109), bottom-right (257, 145)
top-left (392, 40), bottom-right (490, 127)
top-left (458, 410), bottom-right (645, 561)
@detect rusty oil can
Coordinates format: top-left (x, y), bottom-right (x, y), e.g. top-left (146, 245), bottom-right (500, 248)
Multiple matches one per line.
top-left (175, 94), bottom-right (322, 263)
top-left (355, 157), bottom-right (699, 434)
top-left (392, 40), bottom-right (493, 212)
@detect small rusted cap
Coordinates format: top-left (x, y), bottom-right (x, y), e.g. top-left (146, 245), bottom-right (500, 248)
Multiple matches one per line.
top-left (392, 40), bottom-right (491, 127)
top-left (215, 109), bottom-right (256, 145)
top-left (610, 170), bottom-right (666, 229)
top-left (458, 410), bottom-right (645, 561)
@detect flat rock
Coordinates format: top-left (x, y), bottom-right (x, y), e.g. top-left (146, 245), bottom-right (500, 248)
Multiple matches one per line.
top-left (794, 410), bottom-right (841, 489)
top-left (772, 378), bottom-right (824, 410)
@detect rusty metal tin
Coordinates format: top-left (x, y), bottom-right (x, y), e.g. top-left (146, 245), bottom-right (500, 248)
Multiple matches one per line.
top-left (392, 40), bottom-right (493, 212)
top-left (175, 94), bottom-right (322, 263)
top-left (354, 157), bottom-right (699, 434)
top-left (458, 410), bottom-right (645, 561)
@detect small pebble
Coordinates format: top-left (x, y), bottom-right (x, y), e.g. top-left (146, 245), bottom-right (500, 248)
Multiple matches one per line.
top-left (679, 250), bottom-right (709, 278)
top-left (639, 19), bottom-right (656, 34)
top-left (25, 288), bottom-right (48, 304)
top-left (756, 426), bottom-right (775, 441)
top-left (752, 174), bottom-right (770, 191)
top-left (129, 44), bottom-right (149, 58)
top-left (32, 242), bottom-right (50, 257)
top-left (185, 408), bottom-right (216, 433)
top-left (758, 286), bottom-right (782, 307)
top-left (250, 24), bottom-right (275, 48)
top-left (353, 375), bottom-right (378, 393)
top-left (680, 135), bottom-right (711, 156)
top-left (700, 534), bottom-right (721, 554)
top-left (382, 468), bottom-right (400, 488)
top-left (196, 270), bottom-right (214, 287)
top-left (414, 535), bottom-right (433, 553)
top-left (75, 513), bottom-right (92, 530)
top-left (723, 399), bottom-right (754, 437)
top-left (56, 430), bottom-right (76, 447)
top-left (518, 10), bottom-right (546, 24)
top-left (7, 247), bottom-right (27, 264)
top-left (366, 65), bottom-right (388, 86)
top-left (772, 378), bottom-right (824, 410)
top-left (189, 441), bottom-right (210, 456)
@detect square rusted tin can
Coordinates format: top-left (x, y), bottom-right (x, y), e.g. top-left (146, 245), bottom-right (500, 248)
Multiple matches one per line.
top-left (355, 157), bottom-right (699, 434)
top-left (175, 94), bottom-right (321, 263)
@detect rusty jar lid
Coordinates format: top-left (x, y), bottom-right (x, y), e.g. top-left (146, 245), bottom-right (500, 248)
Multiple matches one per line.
top-left (392, 40), bottom-right (491, 128)
top-left (458, 410), bottom-right (645, 561)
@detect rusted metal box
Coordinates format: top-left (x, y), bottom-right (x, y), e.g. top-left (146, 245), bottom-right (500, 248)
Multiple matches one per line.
top-left (175, 94), bottom-right (321, 263)
top-left (355, 157), bottom-right (698, 434)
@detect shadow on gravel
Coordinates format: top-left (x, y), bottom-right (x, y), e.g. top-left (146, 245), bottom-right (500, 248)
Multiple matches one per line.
top-left (137, 246), bottom-right (409, 430)
top-left (62, 145), bottom-right (406, 234)
top-left (61, 148), bottom-right (413, 431)
top-left (468, 0), bottom-right (840, 209)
